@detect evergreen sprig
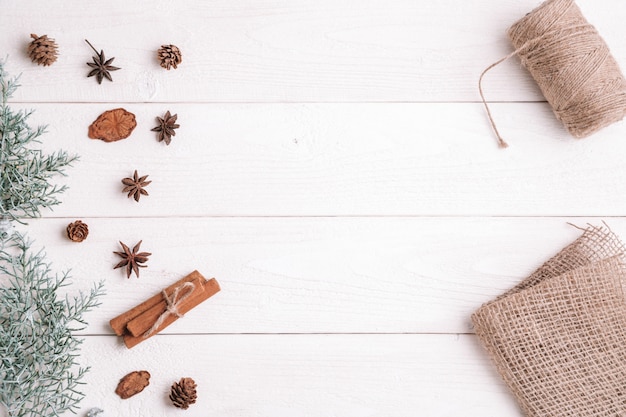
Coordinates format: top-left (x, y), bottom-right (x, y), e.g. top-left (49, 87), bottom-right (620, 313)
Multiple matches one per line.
top-left (0, 61), bottom-right (78, 225)
top-left (0, 232), bottom-right (104, 417)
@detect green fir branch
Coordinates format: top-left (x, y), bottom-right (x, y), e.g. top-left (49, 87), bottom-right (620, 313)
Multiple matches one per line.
top-left (0, 61), bottom-right (78, 225)
top-left (0, 232), bottom-right (104, 417)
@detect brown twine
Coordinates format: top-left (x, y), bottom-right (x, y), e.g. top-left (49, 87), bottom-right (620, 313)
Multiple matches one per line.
top-left (472, 224), bottom-right (626, 416)
top-left (479, 0), bottom-right (626, 148)
top-left (143, 281), bottom-right (196, 338)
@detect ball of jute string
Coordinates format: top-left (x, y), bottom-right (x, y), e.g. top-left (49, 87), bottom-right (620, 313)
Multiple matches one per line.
top-left (479, 0), bottom-right (626, 148)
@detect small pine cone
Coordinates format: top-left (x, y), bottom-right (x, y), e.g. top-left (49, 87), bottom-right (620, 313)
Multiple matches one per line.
top-left (158, 44), bottom-right (182, 70)
top-left (169, 377), bottom-right (197, 409)
top-left (66, 220), bottom-right (89, 242)
top-left (28, 33), bottom-right (58, 66)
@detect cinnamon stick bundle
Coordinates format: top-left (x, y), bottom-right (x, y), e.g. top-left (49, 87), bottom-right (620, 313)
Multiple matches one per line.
top-left (110, 270), bottom-right (220, 348)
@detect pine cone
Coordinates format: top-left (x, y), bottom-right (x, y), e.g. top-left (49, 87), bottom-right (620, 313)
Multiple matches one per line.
top-left (157, 44), bottom-right (182, 70)
top-left (66, 220), bottom-right (89, 242)
top-left (169, 377), bottom-right (197, 409)
top-left (28, 34), bottom-right (58, 66)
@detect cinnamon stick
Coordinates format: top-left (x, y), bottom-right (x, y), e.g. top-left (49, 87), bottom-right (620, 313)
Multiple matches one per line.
top-left (123, 278), bottom-right (220, 348)
top-left (127, 277), bottom-right (219, 337)
top-left (110, 271), bottom-right (202, 336)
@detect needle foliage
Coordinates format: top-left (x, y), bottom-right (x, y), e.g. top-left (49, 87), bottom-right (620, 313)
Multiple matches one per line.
top-left (0, 61), bottom-right (77, 224)
top-left (0, 232), bottom-right (104, 417)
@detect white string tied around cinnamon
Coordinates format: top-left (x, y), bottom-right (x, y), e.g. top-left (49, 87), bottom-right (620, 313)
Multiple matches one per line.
top-left (143, 281), bottom-right (196, 338)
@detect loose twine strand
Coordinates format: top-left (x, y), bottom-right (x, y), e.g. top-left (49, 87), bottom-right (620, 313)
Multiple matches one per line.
top-left (479, 0), bottom-right (626, 148)
top-left (479, 45), bottom-right (532, 148)
top-left (143, 281), bottom-right (195, 338)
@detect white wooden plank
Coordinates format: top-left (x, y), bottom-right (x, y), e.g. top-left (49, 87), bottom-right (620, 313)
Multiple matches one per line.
top-left (65, 334), bottom-right (519, 417)
top-left (4, 1), bottom-right (624, 416)
top-left (2, 0), bottom-right (625, 103)
top-left (13, 102), bottom-right (626, 218)
top-left (17, 216), bottom-right (618, 335)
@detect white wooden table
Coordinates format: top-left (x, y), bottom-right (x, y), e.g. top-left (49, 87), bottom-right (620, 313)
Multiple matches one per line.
top-left (3, 1), bottom-right (626, 415)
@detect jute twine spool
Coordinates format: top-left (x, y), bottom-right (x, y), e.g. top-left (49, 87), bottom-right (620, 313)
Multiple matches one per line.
top-left (479, 0), bottom-right (626, 148)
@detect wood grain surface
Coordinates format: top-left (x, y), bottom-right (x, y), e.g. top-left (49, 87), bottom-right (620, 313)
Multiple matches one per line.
top-left (2, 0), bottom-right (626, 416)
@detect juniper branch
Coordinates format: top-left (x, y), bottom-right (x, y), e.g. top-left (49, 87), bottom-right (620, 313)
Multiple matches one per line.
top-left (0, 232), bottom-right (104, 417)
top-left (0, 61), bottom-right (78, 226)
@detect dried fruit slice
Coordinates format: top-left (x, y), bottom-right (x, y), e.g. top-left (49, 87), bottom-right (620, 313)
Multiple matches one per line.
top-left (88, 108), bottom-right (137, 142)
top-left (115, 370), bottom-right (151, 399)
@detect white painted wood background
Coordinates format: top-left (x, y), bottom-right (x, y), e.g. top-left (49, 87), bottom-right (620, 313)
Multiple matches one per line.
top-left (2, 0), bottom-right (626, 416)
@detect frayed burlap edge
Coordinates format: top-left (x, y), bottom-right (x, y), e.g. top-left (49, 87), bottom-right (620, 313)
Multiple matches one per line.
top-left (497, 223), bottom-right (625, 302)
top-left (472, 224), bottom-right (626, 417)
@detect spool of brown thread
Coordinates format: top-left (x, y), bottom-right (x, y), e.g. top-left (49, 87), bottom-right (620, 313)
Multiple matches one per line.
top-left (479, 0), bottom-right (626, 148)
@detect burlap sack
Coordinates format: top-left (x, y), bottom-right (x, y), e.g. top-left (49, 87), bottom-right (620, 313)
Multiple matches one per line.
top-left (472, 225), bottom-right (626, 416)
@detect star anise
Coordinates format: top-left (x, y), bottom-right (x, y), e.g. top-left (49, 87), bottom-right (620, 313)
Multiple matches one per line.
top-left (85, 39), bottom-right (120, 84)
top-left (151, 111), bottom-right (179, 145)
top-left (113, 240), bottom-right (151, 278)
top-left (122, 170), bottom-right (151, 202)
